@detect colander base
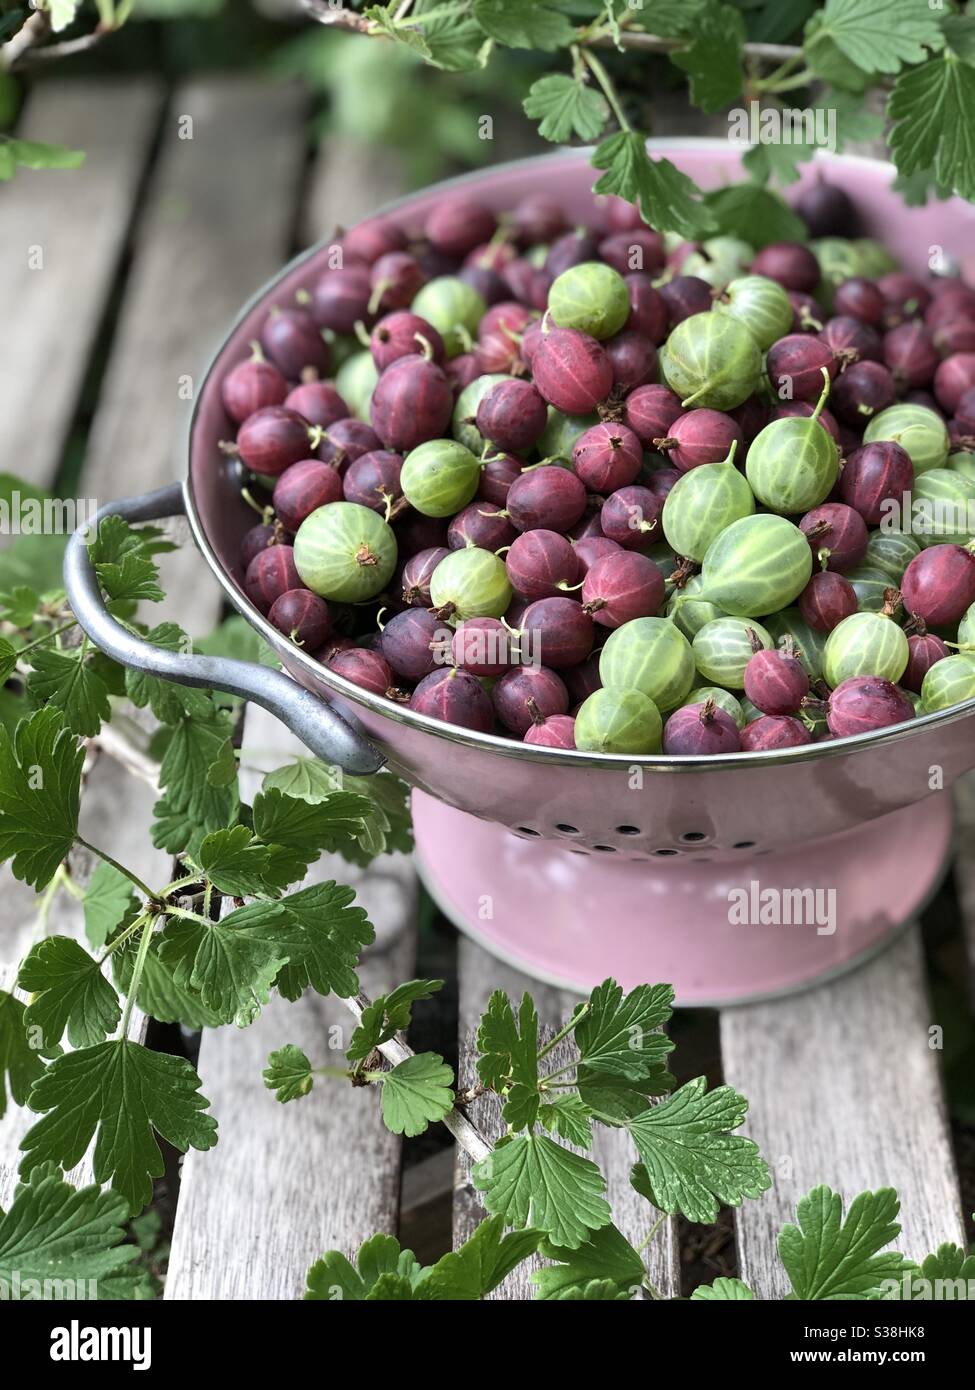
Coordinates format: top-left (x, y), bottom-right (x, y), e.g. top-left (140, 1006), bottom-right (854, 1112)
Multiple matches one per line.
top-left (411, 790), bottom-right (953, 1005)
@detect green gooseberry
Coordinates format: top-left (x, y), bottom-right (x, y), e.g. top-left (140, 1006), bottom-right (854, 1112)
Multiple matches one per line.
top-left (548, 261), bottom-right (630, 340)
top-left (745, 371), bottom-right (838, 513)
top-left (863, 404), bottom-right (950, 475)
top-left (662, 440), bottom-right (755, 562)
top-left (740, 695), bottom-right (764, 724)
top-left (334, 350), bottom-right (379, 422)
top-left (692, 617), bottom-right (773, 689)
top-left (864, 530), bottom-right (921, 582)
top-left (949, 451), bottom-right (975, 484)
top-left (824, 610), bottom-right (909, 686)
top-left (411, 276), bottom-right (486, 357)
top-left (659, 312), bottom-right (762, 411)
top-left (912, 469), bottom-right (975, 544)
top-left (681, 236), bottom-right (753, 290)
top-left (323, 331), bottom-right (361, 375)
top-left (679, 686), bottom-right (745, 728)
top-left (957, 601), bottom-right (975, 649)
top-left (574, 687), bottom-right (663, 755)
top-left (598, 617), bottom-right (696, 712)
top-left (539, 406), bottom-right (600, 461)
top-left (763, 608), bottom-right (828, 681)
top-left (846, 567), bottom-right (900, 614)
top-left (694, 514), bottom-right (813, 618)
top-left (852, 239), bottom-right (899, 278)
top-left (401, 439), bottom-right (481, 517)
top-left (428, 547), bottom-right (512, 623)
top-left (666, 574), bottom-right (726, 639)
top-left (715, 274), bottom-right (793, 350)
top-left (809, 238), bottom-right (861, 312)
top-left (293, 501), bottom-right (397, 602)
top-left (921, 653), bottom-right (975, 712)
top-left (452, 374), bottom-right (508, 454)
top-left (646, 543), bottom-right (681, 584)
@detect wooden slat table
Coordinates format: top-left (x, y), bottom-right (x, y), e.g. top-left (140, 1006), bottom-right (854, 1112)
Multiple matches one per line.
top-left (0, 75), bottom-right (970, 1300)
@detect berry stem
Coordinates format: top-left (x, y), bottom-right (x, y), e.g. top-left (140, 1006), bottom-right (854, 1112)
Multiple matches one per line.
top-left (581, 49), bottom-right (632, 133)
top-left (810, 367), bottom-right (831, 424)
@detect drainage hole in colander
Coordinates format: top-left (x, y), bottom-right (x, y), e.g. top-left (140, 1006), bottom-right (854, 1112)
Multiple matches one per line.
top-left (614, 824), bottom-right (641, 835)
top-left (653, 848), bottom-right (680, 857)
top-left (679, 831), bottom-right (708, 843)
top-left (515, 826), bottom-right (541, 837)
top-left (732, 840), bottom-right (756, 849)
top-left (568, 848), bottom-right (589, 855)
top-left (555, 823), bottom-right (580, 835)
top-left (593, 844), bottom-right (617, 853)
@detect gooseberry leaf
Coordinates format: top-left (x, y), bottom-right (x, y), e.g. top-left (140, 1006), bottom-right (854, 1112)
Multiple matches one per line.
top-left (576, 1065), bottom-right (675, 1123)
top-left (363, 4), bottom-right (432, 59)
top-left (124, 622), bottom-right (212, 723)
top-left (473, 1134), bottom-right (611, 1248)
top-left (261, 758), bottom-right (341, 803)
top-left (537, 1094), bottom-right (594, 1147)
top-left (158, 900), bottom-right (290, 1027)
top-left (670, 2), bottom-right (745, 113)
top-left (20, 1039), bottom-right (218, 1214)
top-left (779, 1185), bottom-right (912, 1299)
top-left (0, 1165), bottom-right (144, 1300)
top-left (575, 979), bottom-right (674, 1079)
top-left (27, 646), bottom-right (111, 738)
top-left (376, 1051), bottom-right (454, 1137)
top-left (252, 788), bottom-right (373, 863)
top-left (18, 937), bottom-right (121, 1050)
top-left (532, 1221), bottom-right (645, 1300)
top-left (0, 585), bottom-right (39, 627)
top-left (883, 1243), bottom-right (975, 1300)
top-left (416, 1216), bottom-right (542, 1300)
top-left (87, 517), bottom-right (169, 605)
top-left (271, 881), bottom-right (375, 1003)
top-left (804, 0), bottom-right (943, 77)
top-left (592, 132), bottom-right (716, 240)
top-left (743, 140), bottom-right (813, 187)
top-left (156, 711), bottom-right (239, 841)
top-left (305, 1233), bottom-right (423, 1301)
top-left (83, 863), bottom-right (138, 950)
top-left (943, 15), bottom-right (975, 67)
top-left (198, 825), bottom-right (279, 898)
top-left (691, 1276), bottom-right (755, 1300)
top-left (704, 183), bottom-right (807, 249)
top-left (627, 1077), bottom-right (772, 1224)
top-left (263, 1044), bottom-right (314, 1104)
top-left (892, 168), bottom-right (953, 208)
top-left (411, 0), bottom-right (492, 71)
top-left (112, 940), bottom-right (223, 1031)
top-left (471, 0), bottom-right (574, 52)
top-left (0, 990), bottom-right (48, 1119)
top-left (347, 978), bottom-right (444, 1062)
top-left (476, 990), bottom-right (539, 1130)
top-left (0, 706), bottom-right (84, 890)
top-left (523, 75), bottom-right (609, 143)
top-left (887, 55), bottom-right (975, 203)
top-left (0, 638), bottom-right (17, 684)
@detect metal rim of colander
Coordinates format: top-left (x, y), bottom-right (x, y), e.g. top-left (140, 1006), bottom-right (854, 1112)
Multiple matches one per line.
top-left (184, 141), bottom-right (975, 773)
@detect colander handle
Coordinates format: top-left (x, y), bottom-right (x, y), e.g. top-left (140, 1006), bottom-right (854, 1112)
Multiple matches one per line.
top-left (63, 483), bottom-right (385, 775)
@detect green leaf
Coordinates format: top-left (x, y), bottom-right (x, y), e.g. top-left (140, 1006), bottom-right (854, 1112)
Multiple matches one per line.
top-left (802, 13), bottom-right (869, 91)
top-left (157, 711), bottom-right (239, 841)
top-left (305, 1233), bottom-right (423, 1301)
top-left (0, 637), bottom-right (17, 685)
top-left (263, 1044), bottom-right (314, 1103)
top-left (577, 1064), bottom-right (674, 1123)
top-left (363, 4), bottom-right (432, 58)
top-left (670, 2), bottom-right (746, 113)
top-left (804, 0), bottom-right (943, 77)
top-left (537, 1094), bottom-right (593, 1147)
top-left (252, 787), bottom-right (372, 864)
top-left (0, 584), bottom-right (40, 627)
top-left (472, 0), bottom-right (574, 51)
top-left (158, 900), bottom-right (289, 1027)
top-left (416, 1215), bottom-right (542, 1300)
top-left (943, 14), bottom-right (975, 67)
top-left (0, 989), bottom-right (48, 1119)
top-left (112, 942), bottom-right (223, 1031)
top-left (743, 139), bottom-right (813, 187)
top-left (887, 54), bottom-right (975, 203)
top-left (3, 137), bottom-right (85, 173)
top-left (533, 1221), bottom-right (645, 1299)
top-left (347, 978), bottom-right (443, 1062)
top-left (691, 1275), bottom-right (755, 1300)
top-left (704, 182), bottom-right (807, 249)
top-left (592, 131), bottom-right (716, 240)
top-left (0, 1165), bottom-right (144, 1300)
top-left (270, 881), bottom-right (374, 1003)
top-left (892, 168), bottom-right (952, 208)
top-left (0, 706), bottom-right (84, 889)
top-left (20, 1039), bottom-right (218, 1214)
top-left (18, 937), bottom-right (121, 1050)
top-left (27, 646), bottom-right (111, 738)
top-left (261, 758), bottom-right (341, 803)
top-left (476, 990), bottom-right (539, 1130)
top-left (83, 863), bottom-right (138, 951)
top-left (884, 1243), bottom-right (975, 1300)
top-left (124, 622), bottom-right (212, 724)
top-left (778, 1185), bottom-right (912, 1300)
top-left (523, 74), bottom-right (609, 143)
top-left (377, 1052), bottom-right (454, 1137)
top-left (412, 0), bottom-right (492, 71)
top-left (199, 825), bottom-right (279, 898)
top-left (575, 979), bottom-right (674, 1079)
top-left (627, 1077), bottom-right (771, 1224)
top-left (472, 1134), bottom-right (611, 1248)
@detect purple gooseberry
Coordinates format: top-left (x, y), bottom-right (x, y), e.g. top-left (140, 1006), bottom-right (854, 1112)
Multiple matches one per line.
top-left (901, 544), bottom-right (975, 626)
top-left (343, 217), bottom-right (407, 266)
top-left (625, 274), bottom-right (669, 343)
top-left (237, 406), bottom-right (319, 476)
top-left (272, 459), bottom-right (343, 531)
top-left (766, 334), bottom-right (837, 402)
top-left (476, 379), bottom-right (548, 453)
top-left (260, 306), bottom-right (330, 380)
top-left (368, 251), bottom-right (426, 313)
top-left (426, 196), bottom-right (496, 259)
top-left (743, 646), bottom-right (810, 715)
top-left (330, 647), bottom-right (396, 698)
top-left (572, 422), bottom-right (643, 493)
top-left (459, 264), bottom-right (509, 307)
top-left (477, 453), bottom-right (522, 507)
top-left (826, 677), bottom-right (915, 737)
top-left (506, 529), bottom-right (581, 601)
top-left (903, 626), bottom-right (950, 693)
top-left (310, 265), bottom-right (374, 334)
top-left (284, 381), bottom-right (350, 430)
top-left (645, 467), bottom-right (682, 501)
top-left (662, 700), bottom-right (741, 755)
top-left (319, 418), bottom-right (384, 470)
top-left (877, 272), bottom-right (931, 325)
top-left (512, 194), bottom-right (567, 246)
top-left (818, 315), bottom-right (883, 364)
top-left (796, 180), bottom-right (857, 238)
top-left (739, 714), bottom-right (812, 750)
top-left (480, 301), bottom-right (536, 339)
top-left (838, 441), bottom-right (914, 525)
top-left (394, 509), bottom-right (448, 555)
top-left (524, 714), bottom-right (576, 748)
top-left (789, 291), bottom-right (824, 333)
top-left (268, 589), bottom-right (332, 650)
top-left (240, 522), bottom-right (276, 570)
top-left (400, 546), bottom-right (449, 606)
top-left (751, 242), bottom-right (821, 293)
top-left (531, 328), bottom-right (614, 413)
top-left (934, 353), bottom-right (975, 415)
top-left (933, 317), bottom-right (975, 356)
top-left (544, 229), bottom-right (600, 278)
top-left (798, 571), bottom-right (858, 632)
top-left (730, 395), bottom-right (770, 444)
top-left (562, 650), bottom-right (602, 705)
top-left (245, 544), bottom-right (301, 614)
top-left (445, 354), bottom-right (481, 395)
top-left (519, 596), bottom-right (594, 669)
top-left (799, 502), bottom-right (870, 572)
top-left (598, 228), bottom-right (666, 277)
top-left (380, 608), bottom-right (448, 682)
top-left (222, 347), bottom-right (287, 423)
top-left (447, 502), bottom-right (517, 553)
top-left (833, 277), bottom-right (885, 326)
top-left (605, 330), bottom-right (658, 392)
top-left (581, 551), bottom-right (665, 628)
top-left (624, 383), bottom-right (684, 446)
top-left (343, 450), bottom-right (403, 514)
top-left (410, 666), bottom-right (495, 731)
top-left (830, 360), bottom-right (897, 426)
top-left (370, 311), bottom-right (444, 370)
top-left (660, 275), bottom-right (713, 329)
top-left (655, 408), bottom-right (743, 472)
top-left (883, 322), bottom-right (938, 390)
top-left (475, 329), bottom-right (523, 376)
top-left (370, 356), bottom-right (453, 452)
top-left (572, 536), bottom-right (621, 573)
top-left (600, 486), bottom-right (662, 549)
top-left (451, 617), bottom-right (514, 678)
top-left (492, 665), bottom-right (569, 735)
top-left (505, 466), bottom-right (587, 533)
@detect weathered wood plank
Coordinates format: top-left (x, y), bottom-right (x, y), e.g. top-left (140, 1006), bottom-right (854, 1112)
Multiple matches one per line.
top-left (82, 76), bottom-right (308, 632)
top-left (301, 133), bottom-right (405, 249)
top-left (0, 80), bottom-right (162, 490)
top-left (454, 938), bottom-right (681, 1300)
top-left (164, 707), bottom-right (418, 1300)
top-left (721, 928), bottom-right (966, 1299)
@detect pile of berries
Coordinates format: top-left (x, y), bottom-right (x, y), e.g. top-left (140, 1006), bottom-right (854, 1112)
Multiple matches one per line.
top-left (220, 179), bottom-right (975, 756)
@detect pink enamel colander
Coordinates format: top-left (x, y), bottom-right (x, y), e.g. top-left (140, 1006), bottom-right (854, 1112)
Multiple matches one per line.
top-left (64, 142), bottom-right (975, 1004)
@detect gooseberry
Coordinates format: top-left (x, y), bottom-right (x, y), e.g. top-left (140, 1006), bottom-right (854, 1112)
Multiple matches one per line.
top-left (493, 665), bottom-right (569, 735)
top-left (268, 589), bottom-right (331, 650)
top-left (823, 609), bottom-right (909, 686)
top-left (581, 551), bottom-right (665, 628)
top-left (410, 666), bottom-right (495, 732)
top-left (506, 530), bottom-right (581, 601)
top-left (662, 699), bottom-right (741, 755)
top-left (293, 501), bottom-right (397, 602)
top-left (574, 687), bottom-right (662, 754)
top-left (661, 441), bottom-right (754, 562)
top-left (826, 676), bottom-right (915, 736)
top-left (475, 379), bottom-right (548, 453)
top-left (429, 546), bottom-right (512, 621)
top-left (573, 422), bottom-right (643, 493)
top-left (400, 438), bottom-right (481, 517)
top-left (244, 544), bottom-right (301, 614)
top-left (692, 618), bottom-right (773, 689)
top-left (222, 345), bottom-right (287, 423)
top-left (505, 466), bottom-right (587, 533)
top-left (599, 617), bottom-right (695, 711)
top-left (273, 459), bottom-right (343, 532)
top-left (660, 312), bottom-right (762, 410)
